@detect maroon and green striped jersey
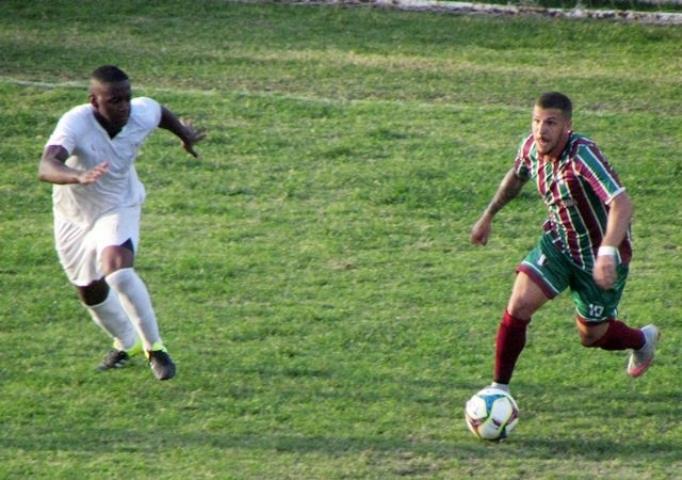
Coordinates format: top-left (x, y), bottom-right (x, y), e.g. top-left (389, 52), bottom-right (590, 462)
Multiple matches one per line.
top-left (513, 131), bottom-right (632, 271)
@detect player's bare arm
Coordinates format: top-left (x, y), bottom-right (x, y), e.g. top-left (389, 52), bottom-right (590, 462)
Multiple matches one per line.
top-left (38, 145), bottom-right (109, 185)
top-left (594, 191), bottom-right (633, 290)
top-left (471, 168), bottom-right (528, 246)
top-left (158, 106), bottom-right (206, 158)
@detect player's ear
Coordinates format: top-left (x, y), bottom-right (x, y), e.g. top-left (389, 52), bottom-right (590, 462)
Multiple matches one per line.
top-left (564, 115), bottom-right (572, 131)
top-left (89, 93), bottom-right (98, 110)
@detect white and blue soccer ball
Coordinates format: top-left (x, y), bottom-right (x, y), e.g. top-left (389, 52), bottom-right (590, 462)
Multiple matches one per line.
top-left (465, 387), bottom-right (519, 441)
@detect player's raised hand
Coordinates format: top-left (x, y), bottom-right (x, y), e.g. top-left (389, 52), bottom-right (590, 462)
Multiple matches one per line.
top-left (593, 254), bottom-right (617, 290)
top-left (471, 215), bottom-right (493, 246)
top-left (78, 161), bottom-right (109, 184)
top-left (180, 118), bottom-right (206, 158)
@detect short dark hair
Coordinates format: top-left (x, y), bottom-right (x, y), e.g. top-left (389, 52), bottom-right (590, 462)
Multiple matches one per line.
top-left (91, 65), bottom-right (129, 84)
top-left (536, 92), bottom-right (572, 119)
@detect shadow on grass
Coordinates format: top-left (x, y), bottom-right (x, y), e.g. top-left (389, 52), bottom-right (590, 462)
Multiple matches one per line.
top-left (5, 428), bottom-right (681, 463)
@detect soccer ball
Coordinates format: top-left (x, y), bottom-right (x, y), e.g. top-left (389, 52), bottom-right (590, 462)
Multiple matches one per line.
top-left (465, 387), bottom-right (519, 441)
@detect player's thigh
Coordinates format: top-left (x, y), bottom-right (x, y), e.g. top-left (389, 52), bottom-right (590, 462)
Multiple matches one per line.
top-left (570, 264), bottom-right (629, 322)
top-left (100, 245), bottom-right (135, 274)
top-left (93, 207), bottom-right (141, 274)
top-left (517, 236), bottom-right (570, 298)
top-left (54, 215), bottom-right (100, 287)
top-left (507, 271), bottom-right (551, 319)
top-left (92, 207), bottom-right (141, 256)
top-left (509, 236), bottom-right (570, 318)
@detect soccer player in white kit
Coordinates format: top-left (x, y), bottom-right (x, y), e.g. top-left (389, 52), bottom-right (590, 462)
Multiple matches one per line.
top-left (38, 65), bottom-right (204, 380)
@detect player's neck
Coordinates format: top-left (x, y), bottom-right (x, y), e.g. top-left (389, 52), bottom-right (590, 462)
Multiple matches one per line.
top-left (93, 111), bottom-right (124, 139)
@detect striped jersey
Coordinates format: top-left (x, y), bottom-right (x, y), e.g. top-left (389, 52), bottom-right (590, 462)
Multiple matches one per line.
top-left (513, 131), bottom-right (632, 271)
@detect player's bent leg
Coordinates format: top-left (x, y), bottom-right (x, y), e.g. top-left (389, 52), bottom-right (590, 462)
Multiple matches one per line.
top-left (577, 317), bottom-right (644, 351)
top-left (493, 272), bottom-right (550, 388)
top-left (78, 279), bottom-right (140, 370)
top-left (576, 316), bottom-right (659, 378)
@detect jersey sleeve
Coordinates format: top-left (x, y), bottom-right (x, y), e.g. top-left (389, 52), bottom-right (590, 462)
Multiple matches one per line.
top-left (132, 97), bottom-right (162, 131)
top-left (573, 142), bottom-right (625, 204)
top-left (512, 134), bottom-right (533, 180)
top-left (45, 109), bottom-right (82, 155)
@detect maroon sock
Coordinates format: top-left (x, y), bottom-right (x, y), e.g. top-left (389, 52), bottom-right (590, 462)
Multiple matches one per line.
top-left (493, 310), bottom-right (530, 384)
top-left (593, 319), bottom-right (645, 351)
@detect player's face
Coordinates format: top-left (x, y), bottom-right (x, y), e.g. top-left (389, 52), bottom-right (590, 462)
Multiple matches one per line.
top-left (90, 80), bottom-right (132, 130)
top-left (532, 106), bottom-right (571, 156)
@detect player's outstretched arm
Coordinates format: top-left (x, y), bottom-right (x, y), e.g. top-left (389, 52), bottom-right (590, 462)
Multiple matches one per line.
top-left (38, 145), bottom-right (108, 185)
top-left (593, 191), bottom-right (633, 289)
top-left (470, 167), bottom-right (527, 246)
top-left (159, 106), bottom-right (206, 158)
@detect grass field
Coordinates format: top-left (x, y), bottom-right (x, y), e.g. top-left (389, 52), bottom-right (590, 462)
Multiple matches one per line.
top-left (1, 1), bottom-right (681, 478)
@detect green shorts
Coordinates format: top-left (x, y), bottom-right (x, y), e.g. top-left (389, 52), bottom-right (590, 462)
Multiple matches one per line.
top-left (518, 235), bottom-right (628, 323)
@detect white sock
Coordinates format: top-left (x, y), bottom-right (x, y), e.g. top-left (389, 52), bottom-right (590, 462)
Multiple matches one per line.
top-left (491, 382), bottom-right (510, 393)
top-left (85, 289), bottom-right (138, 351)
top-left (106, 268), bottom-right (161, 351)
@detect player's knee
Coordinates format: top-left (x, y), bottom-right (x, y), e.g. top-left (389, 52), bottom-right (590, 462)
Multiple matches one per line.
top-left (507, 299), bottom-right (536, 321)
top-left (78, 278), bottom-right (109, 305)
top-left (576, 317), bottom-right (609, 347)
top-left (579, 332), bottom-right (601, 347)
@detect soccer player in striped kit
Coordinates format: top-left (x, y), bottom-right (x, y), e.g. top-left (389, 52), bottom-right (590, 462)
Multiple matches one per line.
top-left (470, 92), bottom-right (659, 394)
top-left (39, 65), bottom-right (204, 380)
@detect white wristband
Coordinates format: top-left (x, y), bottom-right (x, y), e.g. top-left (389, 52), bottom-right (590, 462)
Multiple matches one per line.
top-left (598, 245), bottom-right (618, 257)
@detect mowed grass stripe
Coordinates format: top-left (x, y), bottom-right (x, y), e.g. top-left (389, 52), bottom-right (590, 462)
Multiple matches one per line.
top-left (1, 5), bottom-right (681, 113)
top-left (5, 77), bottom-right (682, 124)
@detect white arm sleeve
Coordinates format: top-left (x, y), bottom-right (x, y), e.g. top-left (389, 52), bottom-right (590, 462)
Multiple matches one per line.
top-left (131, 97), bottom-right (162, 130)
top-left (46, 109), bottom-right (82, 155)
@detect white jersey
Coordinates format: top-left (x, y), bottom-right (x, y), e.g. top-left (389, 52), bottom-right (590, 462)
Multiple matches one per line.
top-left (46, 97), bottom-right (162, 226)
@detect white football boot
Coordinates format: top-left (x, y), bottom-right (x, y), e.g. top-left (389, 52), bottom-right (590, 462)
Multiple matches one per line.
top-left (627, 324), bottom-right (660, 378)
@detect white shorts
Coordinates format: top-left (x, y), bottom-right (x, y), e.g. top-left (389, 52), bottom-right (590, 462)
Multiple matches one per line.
top-left (54, 206), bottom-right (141, 286)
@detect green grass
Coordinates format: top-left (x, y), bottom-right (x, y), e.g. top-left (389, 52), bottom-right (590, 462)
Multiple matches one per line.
top-left (1, 1), bottom-right (682, 478)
